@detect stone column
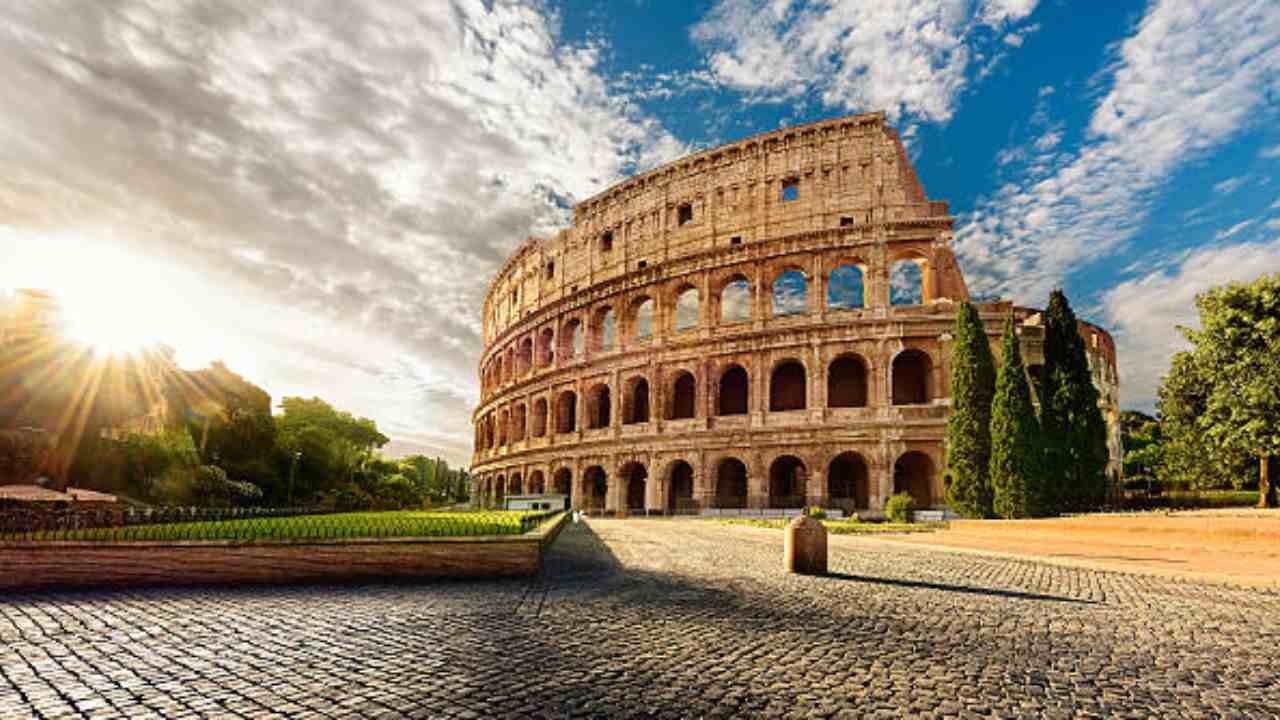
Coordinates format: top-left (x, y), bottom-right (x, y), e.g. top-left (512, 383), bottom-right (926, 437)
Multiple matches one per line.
top-left (808, 467), bottom-right (827, 509)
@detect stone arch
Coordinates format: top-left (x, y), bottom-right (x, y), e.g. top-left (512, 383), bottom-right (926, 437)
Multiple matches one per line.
top-left (528, 469), bottom-right (545, 495)
top-left (769, 359), bottom-right (807, 411)
top-left (497, 409), bottom-right (510, 446)
top-left (592, 305), bottom-right (617, 352)
top-left (509, 473), bottom-right (523, 496)
top-left (494, 474), bottom-right (506, 505)
top-left (718, 364), bottom-right (750, 415)
top-left (560, 318), bottom-right (582, 359)
top-left (511, 403), bottom-right (527, 442)
top-left (537, 327), bottom-right (555, 368)
top-left (719, 274), bottom-right (752, 323)
top-left (892, 349), bottom-right (933, 405)
top-left (517, 336), bottom-right (533, 376)
top-left (768, 455), bottom-right (807, 508)
top-left (890, 255), bottom-right (928, 306)
top-left (667, 460), bottom-right (695, 513)
top-left (828, 263), bottom-right (866, 310)
top-left (623, 375), bottom-right (651, 424)
top-left (553, 467), bottom-right (572, 496)
top-left (505, 346), bottom-right (515, 383)
top-left (620, 461), bottom-right (648, 511)
top-left (582, 465), bottom-right (608, 511)
top-left (714, 457), bottom-right (749, 508)
top-left (531, 397), bottom-right (548, 437)
top-left (629, 296), bottom-right (655, 342)
top-left (828, 353), bottom-right (868, 408)
top-left (674, 284), bottom-right (700, 332)
top-left (586, 382), bottom-right (611, 429)
top-left (669, 371), bottom-right (697, 419)
top-left (556, 390), bottom-right (577, 433)
top-left (771, 268), bottom-right (808, 317)
top-left (828, 451), bottom-right (870, 511)
top-left (894, 451), bottom-right (934, 507)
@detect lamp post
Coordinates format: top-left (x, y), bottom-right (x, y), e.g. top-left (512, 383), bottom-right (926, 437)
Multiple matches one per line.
top-left (287, 451), bottom-right (301, 507)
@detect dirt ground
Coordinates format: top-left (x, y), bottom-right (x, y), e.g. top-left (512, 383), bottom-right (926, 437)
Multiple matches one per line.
top-left (867, 508), bottom-right (1280, 589)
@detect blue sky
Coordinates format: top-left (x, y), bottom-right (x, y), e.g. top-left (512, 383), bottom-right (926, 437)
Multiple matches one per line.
top-left (0, 1), bottom-right (1277, 464)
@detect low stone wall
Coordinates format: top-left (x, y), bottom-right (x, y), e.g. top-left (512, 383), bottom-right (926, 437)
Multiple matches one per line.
top-left (0, 512), bottom-right (569, 592)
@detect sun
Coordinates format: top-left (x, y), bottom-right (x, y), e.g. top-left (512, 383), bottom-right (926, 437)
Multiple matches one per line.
top-left (62, 292), bottom-right (163, 356)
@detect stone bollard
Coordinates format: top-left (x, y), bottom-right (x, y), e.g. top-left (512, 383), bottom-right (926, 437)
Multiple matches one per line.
top-left (783, 514), bottom-right (828, 575)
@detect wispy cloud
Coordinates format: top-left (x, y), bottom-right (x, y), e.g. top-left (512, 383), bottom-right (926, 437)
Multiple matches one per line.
top-left (955, 0), bottom-right (1280, 303)
top-left (0, 1), bottom-right (684, 464)
top-left (689, 0), bottom-right (1040, 124)
top-left (1214, 175), bottom-right (1249, 195)
top-left (1214, 219), bottom-right (1254, 240)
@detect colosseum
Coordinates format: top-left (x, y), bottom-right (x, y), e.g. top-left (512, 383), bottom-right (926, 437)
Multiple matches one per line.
top-left (470, 111), bottom-right (1120, 517)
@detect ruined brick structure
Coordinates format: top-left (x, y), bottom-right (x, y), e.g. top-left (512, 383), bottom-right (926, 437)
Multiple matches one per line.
top-left (470, 112), bottom-right (1120, 515)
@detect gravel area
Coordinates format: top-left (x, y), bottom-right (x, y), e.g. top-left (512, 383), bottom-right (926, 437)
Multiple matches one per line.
top-left (2, 518), bottom-right (1278, 718)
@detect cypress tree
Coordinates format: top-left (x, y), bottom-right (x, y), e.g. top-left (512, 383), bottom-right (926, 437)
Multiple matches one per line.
top-left (990, 315), bottom-right (1042, 518)
top-left (1040, 290), bottom-right (1109, 512)
top-left (944, 302), bottom-right (996, 517)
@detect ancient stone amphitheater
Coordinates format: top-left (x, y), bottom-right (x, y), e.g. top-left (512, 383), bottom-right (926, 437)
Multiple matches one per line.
top-left (471, 112), bottom-right (1120, 516)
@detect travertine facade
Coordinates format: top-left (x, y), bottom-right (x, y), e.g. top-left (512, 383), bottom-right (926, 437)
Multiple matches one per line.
top-left (470, 112), bottom-right (1119, 515)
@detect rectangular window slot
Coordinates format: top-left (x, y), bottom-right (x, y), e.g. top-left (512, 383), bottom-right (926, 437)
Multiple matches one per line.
top-left (600, 231), bottom-right (614, 252)
top-left (638, 260), bottom-right (648, 269)
top-left (781, 178), bottom-right (799, 202)
top-left (677, 203), bottom-right (693, 226)
top-left (730, 236), bottom-right (743, 246)
top-left (839, 216), bottom-right (854, 227)
top-left (545, 261), bottom-right (555, 279)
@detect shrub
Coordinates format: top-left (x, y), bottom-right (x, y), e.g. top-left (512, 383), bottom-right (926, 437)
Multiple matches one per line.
top-left (806, 506), bottom-right (827, 520)
top-left (885, 493), bottom-right (915, 524)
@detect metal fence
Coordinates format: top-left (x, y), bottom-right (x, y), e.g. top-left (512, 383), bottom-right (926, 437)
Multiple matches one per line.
top-left (0, 505), bottom-right (557, 543)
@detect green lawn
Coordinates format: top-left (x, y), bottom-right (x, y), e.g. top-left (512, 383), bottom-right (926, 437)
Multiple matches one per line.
top-left (714, 517), bottom-right (945, 534)
top-left (3, 510), bottom-right (554, 543)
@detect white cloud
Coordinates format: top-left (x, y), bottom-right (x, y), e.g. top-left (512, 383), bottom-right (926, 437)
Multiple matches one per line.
top-left (1101, 236), bottom-right (1280, 409)
top-left (1214, 219), bottom-right (1254, 240)
top-left (1214, 175), bottom-right (1249, 194)
top-left (1261, 144), bottom-right (1280, 158)
top-left (690, 0), bottom-right (1041, 123)
top-left (1266, 218), bottom-right (1280, 230)
top-left (955, 0), bottom-right (1280, 302)
top-left (0, 1), bottom-right (685, 464)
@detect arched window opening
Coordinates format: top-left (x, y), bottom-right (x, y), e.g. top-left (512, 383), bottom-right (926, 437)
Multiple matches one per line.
top-left (626, 378), bottom-right (650, 424)
top-left (828, 264), bottom-right (865, 309)
top-left (828, 452), bottom-right (870, 511)
top-left (553, 468), bottom-right (571, 496)
top-left (561, 319), bottom-right (582, 359)
top-left (890, 259), bottom-right (925, 306)
top-left (497, 411), bottom-right (509, 446)
top-left (583, 466), bottom-right (607, 511)
top-left (715, 458), bottom-right (748, 509)
top-left (768, 455), bottom-right (807, 509)
top-left (771, 270), bottom-right (808, 317)
top-left (892, 350), bottom-right (933, 405)
top-left (632, 297), bottom-right (655, 341)
top-left (894, 452), bottom-right (934, 508)
top-left (668, 461), bottom-right (695, 514)
top-left (537, 328), bottom-right (555, 368)
top-left (670, 372), bottom-right (696, 419)
top-left (512, 404), bottom-right (527, 442)
top-left (718, 365), bottom-right (749, 415)
top-left (593, 307), bottom-right (616, 352)
top-left (494, 476), bottom-right (506, 504)
top-left (556, 390), bottom-right (577, 433)
top-left (587, 384), bottom-right (611, 429)
top-left (769, 360), bottom-right (807, 412)
top-left (505, 348), bottom-right (515, 383)
top-left (720, 277), bottom-right (751, 323)
top-left (675, 287), bottom-right (699, 331)
top-left (518, 337), bottom-right (533, 376)
top-left (622, 462), bottom-right (647, 511)
top-left (509, 474), bottom-right (523, 496)
top-left (532, 398), bottom-right (548, 438)
top-left (529, 470), bottom-right (545, 495)
top-left (828, 355), bottom-right (868, 408)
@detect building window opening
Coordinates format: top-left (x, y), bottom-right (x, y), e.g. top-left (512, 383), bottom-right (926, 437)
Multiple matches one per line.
top-left (769, 360), bottom-right (807, 411)
top-left (892, 349), bottom-right (932, 405)
top-left (827, 355), bottom-right (868, 408)
top-left (671, 372), bottom-right (696, 419)
top-left (781, 178), bottom-right (799, 203)
top-left (600, 231), bottom-right (614, 252)
top-left (718, 365), bottom-right (749, 415)
top-left (828, 264), bottom-right (865, 310)
top-left (677, 203), bottom-right (693, 226)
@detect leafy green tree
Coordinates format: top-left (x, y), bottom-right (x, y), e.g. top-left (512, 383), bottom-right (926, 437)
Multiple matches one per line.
top-left (944, 302), bottom-right (996, 517)
top-left (1040, 290), bottom-right (1109, 512)
top-left (274, 396), bottom-right (390, 503)
top-left (1163, 273), bottom-right (1280, 507)
top-left (1120, 410), bottom-right (1162, 493)
top-left (1159, 351), bottom-right (1253, 491)
top-left (989, 315), bottom-right (1042, 518)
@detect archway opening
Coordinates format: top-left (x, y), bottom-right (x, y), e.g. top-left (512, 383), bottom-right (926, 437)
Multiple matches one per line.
top-left (828, 355), bottom-right (868, 407)
top-left (556, 390), bottom-right (577, 433)
top-left (560, 319), bottom-right (582, 359)
top-left (494, 476), bottom-right (506, 505)
top-left (528, 470), bottom-right (545, 495)
top-left (768, 455), bottom-right (807, 508)
top-left (828, 452), bottom-right (870, 511)
top-left (718, 365), bottom-right (749, 415)
top-left (631, 297), bottom-right (655, 342)
top-left (828, 264), bottom-right (865, 309)
top-left (720, 277), bottom-right (751, 323)
top-left (537, 328), bottom-right (555, 367)
top-left (668, 461), bottom-right (695, 513)
top-left (715, 458), bottom-right (748, 509)
top-left (532, 398), bottom-right (548, 438)
top-left (512, 404), bottom-right (526, 441)
top-left (892, 350), bottom-right (933, 405)
top-left (890, 259), bottom-right (925, 306)
top-left (553, 468), bottom-right (571, 496)
top-left (671, 372), bottom-right (696, 419)
top-left (770, 360), bottom-right (807, 411)
top-left (583, 466), bottom-right (607, 511)
top-left (626, 378), bottom-right (650, 424)
top-left (622, 462), bottom-right (647, 511)
top-left (894, 452), bottom-right (934, 508)
top-left (675, 287), bottom-right (699, 331)
top-left (593, 307), bottom-right (616, 352)
top-left (518, 337), bottom-right (533, 376)
top-left (588, 384), bottom-right (611, 429)
top-left (509, 474), bottom-right (523, 496)
top-left (771, 269), bottom-right (808, 316)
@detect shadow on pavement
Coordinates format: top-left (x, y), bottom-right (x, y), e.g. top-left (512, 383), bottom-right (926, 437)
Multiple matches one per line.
top-left (823, 572), bottom-right (1096, 604)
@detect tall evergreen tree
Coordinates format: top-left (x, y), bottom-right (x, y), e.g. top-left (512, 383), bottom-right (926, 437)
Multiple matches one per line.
top-left (944, 302), bottom-right (996, 517)
top-left (990, 315), bottom-right (1042, 518)
top-left (1039, 290), bottom-right (1109, 512)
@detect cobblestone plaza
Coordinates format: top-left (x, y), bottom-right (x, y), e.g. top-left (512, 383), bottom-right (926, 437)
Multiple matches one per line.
top-left (3, 520), bottom-right (1277, 718)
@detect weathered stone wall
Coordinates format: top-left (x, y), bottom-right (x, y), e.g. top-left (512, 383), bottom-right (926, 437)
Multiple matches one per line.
top-left (471, 112), bottom-right (1121, 516)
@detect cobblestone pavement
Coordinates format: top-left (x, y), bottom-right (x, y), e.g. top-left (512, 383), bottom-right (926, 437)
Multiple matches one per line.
top-left (2, 519), bottom-right (1278, 719)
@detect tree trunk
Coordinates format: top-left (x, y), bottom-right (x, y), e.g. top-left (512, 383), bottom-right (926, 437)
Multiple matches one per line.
top-left (1259, 454), bottom-right (1277, 509)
